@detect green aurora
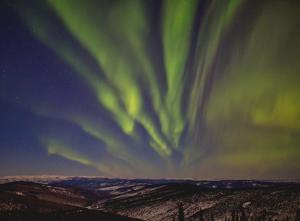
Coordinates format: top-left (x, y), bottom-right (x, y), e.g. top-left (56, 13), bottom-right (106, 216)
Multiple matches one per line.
top-left (3, 0), bottom-right (300, 178)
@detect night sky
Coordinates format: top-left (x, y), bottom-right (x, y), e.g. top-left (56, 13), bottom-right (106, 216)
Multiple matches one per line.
top-left (1, 0), bottom-right (300, 179)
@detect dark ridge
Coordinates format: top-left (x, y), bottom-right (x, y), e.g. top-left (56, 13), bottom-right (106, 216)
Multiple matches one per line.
top-left (0, 208), bottom-right (144, 221)
top-left (0, 181), bottom-right (108, 212)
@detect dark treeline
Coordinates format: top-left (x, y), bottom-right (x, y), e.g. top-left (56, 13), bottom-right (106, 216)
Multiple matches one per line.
top-left (0, 207), bottom-right (142, 221)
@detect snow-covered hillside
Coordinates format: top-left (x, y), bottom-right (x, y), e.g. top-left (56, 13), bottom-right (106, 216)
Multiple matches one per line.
top-left (92, 183), bottom-right (300, 221)
top-left (1, 176), bottom-right (300, 221)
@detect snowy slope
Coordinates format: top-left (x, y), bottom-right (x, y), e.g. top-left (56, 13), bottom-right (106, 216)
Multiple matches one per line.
top-left (92, 183), bottom-right (300, 221)
top-left (1, 176), bottom-right (299, 221)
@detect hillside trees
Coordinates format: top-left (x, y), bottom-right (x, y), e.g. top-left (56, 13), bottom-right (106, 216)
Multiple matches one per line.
top-left (181, 204), bottom-right (300, 221)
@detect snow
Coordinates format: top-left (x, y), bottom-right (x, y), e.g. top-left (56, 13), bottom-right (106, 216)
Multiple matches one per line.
top-left (242, 202), bottom-right (251, 208)
top-left (1, 175), bottom-right (299, 220)
top-left (15, 192), bottom-right (24, 196)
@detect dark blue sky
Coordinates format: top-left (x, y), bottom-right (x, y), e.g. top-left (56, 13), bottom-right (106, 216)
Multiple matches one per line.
top-left (1, 0), bottom-right (300, 179)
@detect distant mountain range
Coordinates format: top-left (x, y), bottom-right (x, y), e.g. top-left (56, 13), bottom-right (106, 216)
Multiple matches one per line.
top-left (1, 175), bottom-right (300, 189)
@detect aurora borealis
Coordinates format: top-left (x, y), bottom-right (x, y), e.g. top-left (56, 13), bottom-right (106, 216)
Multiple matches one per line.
top-left (1, 0), bottom-right (300, 179)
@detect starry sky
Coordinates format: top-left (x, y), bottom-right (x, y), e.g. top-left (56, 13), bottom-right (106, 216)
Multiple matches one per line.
top-left (1, 0), bottom-right (300, 179)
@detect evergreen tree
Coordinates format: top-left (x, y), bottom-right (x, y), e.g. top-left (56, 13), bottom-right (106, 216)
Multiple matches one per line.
top-left (285, 215), bottom-right (289, 221)
top-left (296, 206), bottom-right (300, 221)
top-left (241, 207), bottom-right (247, 221)
top-left (199, 208), bottom-right (204, 221)
top-left (236, 213), bottom-right (239, 221)
top-left (262, 209), bottom-right (266, 221)
top-left (211, 212), bottom-right (214, 221)
top-left (178, 203), bottom-right (184, 221)
top-left (232, 209), bottom-right (236, 221)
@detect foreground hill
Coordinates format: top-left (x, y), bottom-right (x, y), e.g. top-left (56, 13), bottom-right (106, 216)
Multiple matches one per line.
top-left (92, 183), bottom-right (300, 221)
